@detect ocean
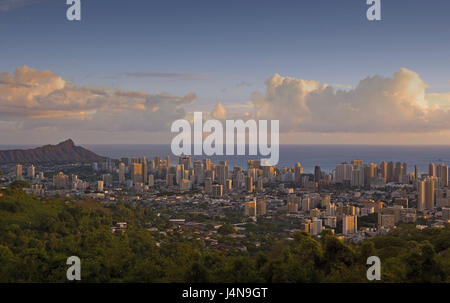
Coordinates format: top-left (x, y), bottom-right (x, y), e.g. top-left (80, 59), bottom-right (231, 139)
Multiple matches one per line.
top-left (1, 144), bottom-right (449, 174)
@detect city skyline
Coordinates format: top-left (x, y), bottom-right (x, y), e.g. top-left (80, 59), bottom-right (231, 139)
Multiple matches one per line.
top-left (1, 0), bottom-right (450, 145)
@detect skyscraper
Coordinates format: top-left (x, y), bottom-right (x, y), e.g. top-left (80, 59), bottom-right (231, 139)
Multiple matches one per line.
top-left (429, 163), bottom-right (436, 177)
top-left (394, 162), bottom-right (403, 183)
top-left (314, 165), bottom-right (321, 182)
top-left (15, 164), bottom-right (22, 180)
top-left (142, 157), bottom-right (148, 184)
top-left (287, 195), bottom-right (300, 213)
top-left (387, 161), bottom-right (395, 182)
top-left (342, 215), bottom-right (358, 235)
top-left (437, 163), bottom-right (448, 187)
top-left (27, 165), bottom-right (35, 179)
top-left (256, 197), bottom-right (267, 216)
top-left (246, 175), bottom-right (253, 193)
top-left (335, 162), bottom-right (352, 185)
top-left (379, 161), bottom-right (387, 183)
top-left (294, 162), bottom-right (303, 186)
top-left (118, 162), bottom-right (126, 184)
top-left (417, 180), bottom-right (425, 211)
top-left (131, 160), bottom-right (143, 184)
top-left (245, 200), bottom-right (257, 217)
top-left (425, 177), bottom-right (435, 210)
top-left (205, 178), bottom-right (212, 194)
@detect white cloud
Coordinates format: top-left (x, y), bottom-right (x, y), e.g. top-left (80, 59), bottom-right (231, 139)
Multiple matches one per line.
top-left (211, 102), bottom-right (227, 120)
top-left (250, 68), bottom-right (450, 133)
top-left (0, 66), bottom-right (196, 132)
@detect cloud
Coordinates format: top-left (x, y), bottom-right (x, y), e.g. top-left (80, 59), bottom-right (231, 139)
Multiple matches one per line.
top-left (211, 102), bottom-right (227, 120)
top-left (427, 93), bottom-right (450, 110)
top-left (0, 66), bottom-right (196, 132)
top-left (250, 68), bottom-right (450, 133)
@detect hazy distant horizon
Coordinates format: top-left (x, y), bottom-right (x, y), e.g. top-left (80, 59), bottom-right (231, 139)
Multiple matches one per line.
top-left (2, 144), bottom-right (448, 174)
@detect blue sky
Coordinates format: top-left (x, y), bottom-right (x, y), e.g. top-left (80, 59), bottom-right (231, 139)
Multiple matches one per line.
top-left (0, 0), bottom-right (449, 144)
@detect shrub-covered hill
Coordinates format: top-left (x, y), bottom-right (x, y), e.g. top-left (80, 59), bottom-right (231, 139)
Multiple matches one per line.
top-left (0, 187), bottom-right (449, 282)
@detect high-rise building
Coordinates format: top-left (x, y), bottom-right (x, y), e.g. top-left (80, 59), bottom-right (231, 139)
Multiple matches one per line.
top-left (437, 163), bottom-right (448, 187)
top-left (256, 178), bottom-right (264, 192)
top-left (204, 158), bottom-right (212, 171)
top-left (97, 180), bottom-right (104, 192)
top-left (179, 179), bottom-right (190, 191)
top-left (443, 208), bottom-right (450, 221)
top-left (212, 184), bottom-right (223, 198)
top-left (176, 164), bottom-right (184, 185)
top-left (394, 162), bottom-right (403, 183)
top-left (287, 195), bottom-right (300, 213)
top-left (245, 200), bottom-right (257, 217)
top-left (179, 155), bottom-right (192, 170)
top-left (205, 178), bottom-right (212, 194)
top-left (425, 177), bottom-right (436, 210)
top-left (246, 175), bottom-right (254, 193)
top-left (53, 172), bottom-right (69, 189)
top-left (387, 161), bottom-right (395, 182)
top-left (402, 162), bottom-right (408, 182)
top-left (154, 156), bottom-right (161, 167)
top-left (378, 213), bottom-right (395, 228)
top-left (148, 174), bottom-right (155, 187)
top-left (294, 162), bottom-right (303, 186)
top-left (166, 174), bottom-right (175, 186)
top-left (321, 194), bottom-right (331, 208)
top-left (342, 215), bottom-right (357, 235)
top-left (417, 180), bottom-right (425, 211)
top-left (351, 159), bottom-right (363, 168)
top-left (379, 162), bottom-right (387, 183)
top-left (429, 163), bottom-right (436, 177)
top-left (351, 166), bottom-right (364, 187)
top-left (131, 161), bottom-right (143, 184)
top-left (256, 197), bottom-right (267, 216)
top-left (217, 164), bottom-right (228, 185)
top-left (302, 196), bottom-right (311, 211)
top-left (314, 166), bottom-right (321, 182)
top-left (27, 165), bottom-right (35, 179)
top-left (118, 162), bottom-right (126, 184)
top-left (225, 179), bottom-right (232, 192)
top-left (335, 162), bottom-right (352, 185)
top-left (394, 198), bottom-right (408, 208)
top-left (166, 156), bottom-right (170, 169)
top-left (142, 157), bottom-right (148, 184)
top-left (311, 218), bottom-right (322, 236)
top-left (15, 164), bottom-right (22, 180)
top-left (194, 161), bottom-right (204, 184)
top-left (364, 163), bottom-right (377, 188)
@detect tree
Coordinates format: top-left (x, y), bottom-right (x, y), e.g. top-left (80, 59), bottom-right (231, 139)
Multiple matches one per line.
top-left (218, 223), bottom-right (234, 235)
top-left (185, 261), bottom-right (209, 282)
top-left (9, 180), bottom-right (30, 189)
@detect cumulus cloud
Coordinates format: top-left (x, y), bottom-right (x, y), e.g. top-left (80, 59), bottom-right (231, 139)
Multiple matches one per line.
top-left (427, 93), bottom-right (450, 110)
top-left (211, 102), bottom-right (227, 120)
top-left (0, 66), bottom-right (196, 132)
top-left (250, 68), bottom-right (450, 133)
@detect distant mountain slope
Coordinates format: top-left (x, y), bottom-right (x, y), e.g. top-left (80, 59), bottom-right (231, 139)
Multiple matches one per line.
top-left (0, 139), bottom-right (105, 164)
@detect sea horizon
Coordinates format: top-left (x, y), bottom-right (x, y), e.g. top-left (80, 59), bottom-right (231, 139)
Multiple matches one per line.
top-left (2, 144), bottom-right (448, 174)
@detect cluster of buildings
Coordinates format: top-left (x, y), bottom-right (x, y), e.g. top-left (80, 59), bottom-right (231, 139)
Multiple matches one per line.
top-left (2, 156), bottom-right (449, 246)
